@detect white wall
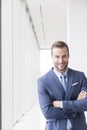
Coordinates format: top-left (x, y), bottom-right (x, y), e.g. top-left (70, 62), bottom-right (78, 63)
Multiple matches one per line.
top-left (2, 0), bottom-right (13, 130)
top-left (2, 0), bottom-right (40, 130)
top-left (40, 50), bottom-right (53, 75)
top-left (68, 0), bottom-right (87, 76)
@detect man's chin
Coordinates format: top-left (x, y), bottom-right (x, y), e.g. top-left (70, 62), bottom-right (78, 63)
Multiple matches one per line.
top-left (56, 67), bottom-right (67, 72)
top-left (59, 69), bottom-right (65, 73)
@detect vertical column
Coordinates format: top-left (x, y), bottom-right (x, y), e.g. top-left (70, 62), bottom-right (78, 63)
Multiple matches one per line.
top-left (0, 0), bottom-right (1, 129)
top-left (1, 0), bottom-right (13, 130)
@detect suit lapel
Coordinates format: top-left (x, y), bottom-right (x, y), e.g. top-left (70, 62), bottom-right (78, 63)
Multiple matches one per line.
top-left (50, 69), bottom-right (65, 98)
top-left (65, 68), bottom-right (74, 99)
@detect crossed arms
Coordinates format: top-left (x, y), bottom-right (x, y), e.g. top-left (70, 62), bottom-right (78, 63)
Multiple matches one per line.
top-left (38, 80), bottom-right (87, 120)
top-left (53, 90), bottom-right (87, 108)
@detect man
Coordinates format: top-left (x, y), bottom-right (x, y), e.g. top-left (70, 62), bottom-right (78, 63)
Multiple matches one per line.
top-left (37, 41), bottom-right (87, 130)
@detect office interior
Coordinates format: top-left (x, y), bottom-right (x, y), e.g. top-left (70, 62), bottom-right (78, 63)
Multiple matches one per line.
top-left (1, 0), bottom-right (87, 130)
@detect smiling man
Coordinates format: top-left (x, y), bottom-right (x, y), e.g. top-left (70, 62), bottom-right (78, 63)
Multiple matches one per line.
top-left (37, 41), bottom-right (87, 130)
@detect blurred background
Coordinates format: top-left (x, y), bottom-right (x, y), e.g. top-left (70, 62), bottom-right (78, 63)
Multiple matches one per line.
top-left (1, 0), bottom-right (87, 130)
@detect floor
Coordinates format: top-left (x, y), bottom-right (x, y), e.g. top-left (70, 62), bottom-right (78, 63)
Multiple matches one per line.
top-left (13, 102), bottom-right (87, 130)
top-left (13, 102), bottom-right (45, 130)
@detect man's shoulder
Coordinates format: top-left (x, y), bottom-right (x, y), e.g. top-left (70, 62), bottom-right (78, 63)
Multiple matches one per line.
top-left (38, 68), bottom-right (53, 81)
top-left (68, 68), bottom-right (85, 76)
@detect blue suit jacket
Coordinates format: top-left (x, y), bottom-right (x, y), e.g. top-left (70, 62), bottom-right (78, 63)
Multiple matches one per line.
top-left (37, 68), bottom-right (87, 130)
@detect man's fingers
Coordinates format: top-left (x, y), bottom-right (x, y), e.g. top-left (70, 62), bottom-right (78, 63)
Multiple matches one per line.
top-left (77, 90), bottom-right (87, 100)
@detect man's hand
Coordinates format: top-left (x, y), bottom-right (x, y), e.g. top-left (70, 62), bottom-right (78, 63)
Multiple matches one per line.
top-left (53, 101), bottom-right (62, 108)
top-left (77, 90), bottom-right (87, 100)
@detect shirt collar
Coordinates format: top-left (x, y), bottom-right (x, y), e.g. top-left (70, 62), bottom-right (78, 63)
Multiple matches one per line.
top-left (53, 67), bottom-right (68, 77)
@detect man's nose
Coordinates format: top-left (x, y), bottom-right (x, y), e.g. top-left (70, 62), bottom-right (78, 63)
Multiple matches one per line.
top-left (58, 58), bottom-right (63, 63)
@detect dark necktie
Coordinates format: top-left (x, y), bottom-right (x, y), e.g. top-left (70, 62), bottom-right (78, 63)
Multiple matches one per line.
top-left (60, 74), bottom-right (67, 91)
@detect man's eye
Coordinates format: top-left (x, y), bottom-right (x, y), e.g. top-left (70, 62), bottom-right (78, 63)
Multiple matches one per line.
top-left (56, 56), bottom-right (59, 58)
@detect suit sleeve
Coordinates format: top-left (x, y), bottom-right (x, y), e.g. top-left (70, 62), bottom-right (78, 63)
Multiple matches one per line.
top-left (37, 79), bottom-right (77, 119)
top-left (63, 99), bottom-right (87, 113)
top-left (63, 73), bottom-right (87, 113)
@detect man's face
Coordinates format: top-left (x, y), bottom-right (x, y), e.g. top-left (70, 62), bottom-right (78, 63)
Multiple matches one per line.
top-left (52, 47), bottom-right (69, 73)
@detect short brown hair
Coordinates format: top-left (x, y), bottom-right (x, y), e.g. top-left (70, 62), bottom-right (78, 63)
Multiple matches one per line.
top-left (51, 41), bottom-right (69, 55)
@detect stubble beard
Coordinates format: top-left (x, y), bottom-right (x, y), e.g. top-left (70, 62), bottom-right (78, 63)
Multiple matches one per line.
top-left (55, 62), bottom-right (68, 73)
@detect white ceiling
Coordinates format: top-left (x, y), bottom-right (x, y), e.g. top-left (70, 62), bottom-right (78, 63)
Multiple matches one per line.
top-left (27, 0), bottom-right (68, 49)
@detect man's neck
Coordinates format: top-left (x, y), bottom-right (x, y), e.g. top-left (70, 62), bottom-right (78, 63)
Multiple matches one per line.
top-left (54, 67), bottom-right (68, 74)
